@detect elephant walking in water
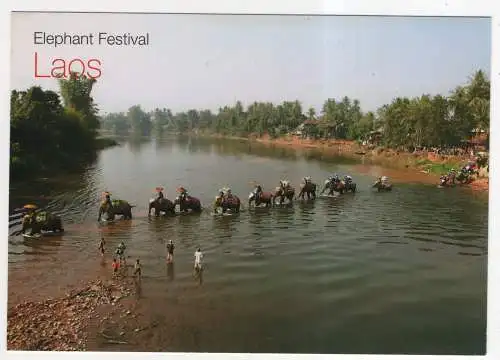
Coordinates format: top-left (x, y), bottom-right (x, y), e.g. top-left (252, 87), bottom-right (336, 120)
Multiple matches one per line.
top-left (297, 177), bottom-right (317, 200)
top-left (22, 210), bottom-right (64, 235)
top-left (372, 177), bottom-right (393, 192)
top-left (274, 180), bottom-right (295, 205)
top-left (439, 171), bottom-right (456, 187)
top-left (321, 177), bottom-right (345, 195)
top-left (149, 197), bottom-right (176, 216)
top-left (214, 190), bottom-right (241, 214)
top-left (174, 195), bottom-right (202, 213)
top-left (342, 176), bottom-right (357, 193)
top-left (98, 199), bottom-right (134, 221)
top-left (248, 185), bottom-right (275, 207)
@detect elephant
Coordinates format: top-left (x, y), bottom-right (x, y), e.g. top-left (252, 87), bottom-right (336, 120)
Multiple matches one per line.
top-left (273, 182), bottom-right (295, 205)
top-left (174, 195), bottom-right (202, 213)
top-left (372, 179), bottom-right (393, 192)
top-left (248, 186), bottom-right (275, 207)
top-left (342, 177), bottom-right (357, 193)
top-left (22, 211), bottom-right (64, 235)
top-left (321, 178), bottom-right (345, 195)
top-left (456, 169), bottom-right (474, 184)
top-left (214, 194), bottom-right (241, 214)
top-left (149, 197), bottom-right (176, 216)
top-left (98, 199), bottom-right (134, 221)
top-left (439, 173), bottom-right (456, 187)
top-left (297, 179), bottom-right (317, 200)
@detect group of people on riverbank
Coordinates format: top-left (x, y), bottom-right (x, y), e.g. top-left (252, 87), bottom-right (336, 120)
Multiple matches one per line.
top-left (97, 237), bottom-right (204, 280)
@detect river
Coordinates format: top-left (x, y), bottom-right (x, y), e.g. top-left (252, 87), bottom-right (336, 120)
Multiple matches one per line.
top-left (8, 135), bottom-right (488, 354)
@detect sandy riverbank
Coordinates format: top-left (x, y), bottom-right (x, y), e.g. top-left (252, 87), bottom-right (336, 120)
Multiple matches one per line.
top-left (199, 133), bottom-right (489, 192)
top-left (7, 274), bottom-right (150, 351)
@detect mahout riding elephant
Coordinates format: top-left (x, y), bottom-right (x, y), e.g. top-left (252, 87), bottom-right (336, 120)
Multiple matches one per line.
top-left (174, 194), bottom-right (202, 213)
top-left (21, 210), bottom-right (64, 235)
top-left (248, 185), bottom-right (275, 207)
top-left (149, 197), bottom-right (176, 216)
top-left (213, 188), bottom-right (241, 214)
top-left (321, 176), bottom-right (345, 195)
top-left (372, 176), bottom-right (393, 192)
top-left (296, 177), bottom-right (317, 200)
top-left (274, 180), bottom-right (295, 205)
top-left (439, 171), bottom-right (456, 187)
top-left (98, 198), bottom-right (134, 221)
top-left (455, 168), bottom-right (474, 184)
top-left (342, 175), bottom-right (357, 193)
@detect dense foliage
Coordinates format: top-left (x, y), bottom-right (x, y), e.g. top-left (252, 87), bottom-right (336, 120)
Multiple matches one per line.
top-left (10, 73), bottom-right (101, 179)
top-left (101, 70), bottom-right (489, 150)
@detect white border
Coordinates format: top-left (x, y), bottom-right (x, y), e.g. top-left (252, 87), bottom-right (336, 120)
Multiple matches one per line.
top-left (1, 1), bottom-right (498, 360)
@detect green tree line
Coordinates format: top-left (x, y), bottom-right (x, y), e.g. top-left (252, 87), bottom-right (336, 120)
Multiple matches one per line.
top-left (10, 72), bottom-right (101, 180)
top-left (102, 70), bottom-right (489, 150)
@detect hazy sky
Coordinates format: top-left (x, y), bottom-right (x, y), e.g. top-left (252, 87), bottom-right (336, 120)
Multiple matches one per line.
top-left (10, 13), bottom-right (491, 114)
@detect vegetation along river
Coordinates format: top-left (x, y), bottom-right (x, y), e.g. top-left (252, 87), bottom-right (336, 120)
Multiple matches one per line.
top-left (8, 136), bottom-right (488, 354)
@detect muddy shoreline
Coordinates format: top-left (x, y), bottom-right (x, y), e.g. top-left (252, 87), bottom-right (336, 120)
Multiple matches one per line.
top-left (7, 274), bottom-right (149, 351)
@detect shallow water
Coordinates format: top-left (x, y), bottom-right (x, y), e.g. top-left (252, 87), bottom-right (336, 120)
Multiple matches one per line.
top-left (8, 136), bottom-right (488, 354)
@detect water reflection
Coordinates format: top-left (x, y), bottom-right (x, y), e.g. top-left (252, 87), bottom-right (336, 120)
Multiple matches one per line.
top-left (167, 262), bottom-right (175, 281)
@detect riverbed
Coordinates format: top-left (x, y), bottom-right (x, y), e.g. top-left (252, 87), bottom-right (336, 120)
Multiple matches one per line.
top-left (8, 135), bottom-right (488, 354)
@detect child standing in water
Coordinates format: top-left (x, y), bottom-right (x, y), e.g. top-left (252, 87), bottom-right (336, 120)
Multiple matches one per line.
top-left (112, 258), bottom-right (120, 277)
top-left (134, 259), bottom-right (142, 279)
top-left (166, 240), bottom-right (175, 263)
top-left (98, 237), bottom-right (105, 256)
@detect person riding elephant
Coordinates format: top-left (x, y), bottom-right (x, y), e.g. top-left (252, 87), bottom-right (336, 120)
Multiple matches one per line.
top-left (98, 192), bottom-right (134, 221)
top-left (175, 187), bottom-right (202, 213)
top-left (156, 187), bottom-right (165, 203)
top-left (225, 188), bottom-right (234, 200)
top-left (149, 195), bottom-right (176, 216)
top-left (178, 187), bottom-right (189, 202)
top-left (248, 184), bottom-right (274, 207)
top-left (275, 180), bottom-right (295, 205)
top-left (342, 175), bottom-right (356, 193)
top-left (21, 208), bottom-right (64, 235)
top-left (214, 188), bottom-right (241, 214)
top-left (321, 175), bottom-right (344, 195)
top-left (373, 176), bottom-right (393, 191)
top-left (297, 176), bottom-right (317, 200)
top-left (102, 192), bottom-right (112, 211)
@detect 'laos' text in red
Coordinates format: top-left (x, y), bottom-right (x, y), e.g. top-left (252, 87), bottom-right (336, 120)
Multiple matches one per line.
top-left (34, 52), bottom-right (102, 79)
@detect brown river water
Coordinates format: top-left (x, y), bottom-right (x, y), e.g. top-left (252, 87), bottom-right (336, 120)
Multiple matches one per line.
top-left (8, 136), bottom-right (488, 354)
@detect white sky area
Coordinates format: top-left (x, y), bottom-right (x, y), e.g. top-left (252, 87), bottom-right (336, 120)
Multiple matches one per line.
top-left (10, 13), bottom-right (491, 114)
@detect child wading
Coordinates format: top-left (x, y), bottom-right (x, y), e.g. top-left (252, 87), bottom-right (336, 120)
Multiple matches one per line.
top-left (112, 258), bottom-right (120, 277)
top-left (134, 259), bottom-right (142, 279)
top-left (98, 237), bottom-right (105, 256)
top-left (115, 241), bottom-right (126, 265)
top-left (166, 240), bottom-right (175, 263)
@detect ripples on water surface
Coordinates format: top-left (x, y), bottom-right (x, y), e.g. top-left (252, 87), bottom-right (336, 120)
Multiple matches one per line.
top-left (8, 136), bottom-right (488, 354)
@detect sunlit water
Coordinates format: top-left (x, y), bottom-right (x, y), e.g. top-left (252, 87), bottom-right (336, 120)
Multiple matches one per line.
top-left (8, 136), bottom-right (488, 354)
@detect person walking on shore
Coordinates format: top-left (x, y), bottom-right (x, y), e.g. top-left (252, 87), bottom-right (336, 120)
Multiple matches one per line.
top-left (166, 240), bottom-right (175, 263)
top-left (98, 237), bottom-right (105, 257)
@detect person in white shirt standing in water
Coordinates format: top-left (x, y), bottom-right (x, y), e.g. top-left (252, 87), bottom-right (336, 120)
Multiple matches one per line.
top-left (194, 247), bottom-right (203, 271)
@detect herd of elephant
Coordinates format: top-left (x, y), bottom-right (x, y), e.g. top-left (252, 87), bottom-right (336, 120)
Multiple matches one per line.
top-left (101, 175), bottom-right (393, 218)
top-left (18, 175), bottom-right (393, 236)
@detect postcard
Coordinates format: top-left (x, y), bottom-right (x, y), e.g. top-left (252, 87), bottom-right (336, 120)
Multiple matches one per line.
top-left (7, 9), bottom-right (491, 357)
